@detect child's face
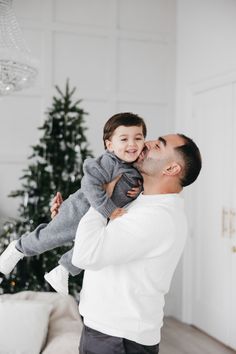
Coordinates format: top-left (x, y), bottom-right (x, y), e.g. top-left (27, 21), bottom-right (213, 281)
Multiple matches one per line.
top-left (105, 125), bottom-right (145, 162)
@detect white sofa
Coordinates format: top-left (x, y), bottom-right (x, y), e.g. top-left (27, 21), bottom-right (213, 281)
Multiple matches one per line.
top-left (0, 291), bottom-right (83, 354)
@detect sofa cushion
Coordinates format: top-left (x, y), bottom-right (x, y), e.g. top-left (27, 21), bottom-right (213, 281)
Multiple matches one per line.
top-left (0, 291), bottom-right (83, 354)
top-left (0, 298), bottom-right (52, 354)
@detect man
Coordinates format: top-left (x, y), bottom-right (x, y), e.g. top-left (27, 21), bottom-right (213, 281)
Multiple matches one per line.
top-left (53, 134), bottom-right (202, 354)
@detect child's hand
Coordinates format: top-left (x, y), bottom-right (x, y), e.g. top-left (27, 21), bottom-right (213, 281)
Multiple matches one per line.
top-left (109, 208), bottom-right (126, 220)
top-left (144, 141), bottom-right (157, 150)
top-left (127, 185), bottom-right (142, 198)
top-left (50, 192), bottom-right (63, 219)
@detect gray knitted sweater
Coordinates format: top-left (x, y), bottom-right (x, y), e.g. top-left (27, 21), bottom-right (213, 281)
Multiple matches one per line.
top-left (80, 150), bottom-right (142, 218)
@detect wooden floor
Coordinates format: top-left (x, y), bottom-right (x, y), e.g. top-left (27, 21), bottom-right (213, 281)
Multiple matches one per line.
top-left (160, 317), bottom-right (236, 354)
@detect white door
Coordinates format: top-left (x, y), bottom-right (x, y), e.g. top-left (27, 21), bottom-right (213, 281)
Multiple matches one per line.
top-left (229, 82), bottom-right (236, 349)
top-left (190, 84), bottom-right (233, 347)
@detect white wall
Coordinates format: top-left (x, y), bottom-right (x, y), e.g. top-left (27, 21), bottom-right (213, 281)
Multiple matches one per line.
top-left (0, 0), bottom-right (176, 226)
top-left (176, 0), bottom-right (236, 322)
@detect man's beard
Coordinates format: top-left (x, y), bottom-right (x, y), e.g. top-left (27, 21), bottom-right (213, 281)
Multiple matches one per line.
top-left (134, 156), bottom-right (165, 175)
top-left (134, 157), bottom-right (151, 174)
top-left (133, 157), bottom-right (145, 172)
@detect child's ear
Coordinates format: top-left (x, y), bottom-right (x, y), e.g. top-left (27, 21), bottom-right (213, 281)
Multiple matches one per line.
top-left (163, 163), bottom-right (181, 176)
top-left (105, 139), bottom-right (113, 152)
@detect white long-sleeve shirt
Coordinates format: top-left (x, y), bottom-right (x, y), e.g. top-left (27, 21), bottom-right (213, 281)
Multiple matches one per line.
top-left (72, 193), bottom-right (188, 345)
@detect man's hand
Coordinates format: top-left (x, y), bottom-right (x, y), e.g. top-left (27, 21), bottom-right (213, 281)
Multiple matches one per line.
top-left (109, 207), bottom-right (126, 220)
top-left (50, 192), bottom-right (63, 219)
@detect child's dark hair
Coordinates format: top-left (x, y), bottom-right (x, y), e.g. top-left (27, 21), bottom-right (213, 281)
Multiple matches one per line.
top-left (103, 112), bottom-right (147, 149)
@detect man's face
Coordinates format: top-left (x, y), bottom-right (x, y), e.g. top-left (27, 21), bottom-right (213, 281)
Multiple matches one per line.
top-left (134, 134), bottom-right (185, 176)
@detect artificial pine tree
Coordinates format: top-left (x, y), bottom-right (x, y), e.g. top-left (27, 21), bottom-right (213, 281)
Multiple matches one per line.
top-left (0, 81), bottom-right (93, 296)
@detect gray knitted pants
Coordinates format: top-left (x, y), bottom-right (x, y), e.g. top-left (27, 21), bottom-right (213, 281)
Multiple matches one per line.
top-left (15, 191), bottom-right (88, 276)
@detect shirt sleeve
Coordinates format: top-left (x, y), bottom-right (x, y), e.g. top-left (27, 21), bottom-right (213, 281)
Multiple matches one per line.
top-left (81, 155), bottom-right (119, 218)
top-left (72, 206), bottom-right (175, 270)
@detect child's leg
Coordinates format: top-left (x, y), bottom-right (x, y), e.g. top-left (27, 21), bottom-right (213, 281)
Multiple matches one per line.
top-left (58, 248), bottom-right (82, 276)
top-left (16, 190), bottom-right (86, 257)
top-left (44, 248), bottom-right (81, 295)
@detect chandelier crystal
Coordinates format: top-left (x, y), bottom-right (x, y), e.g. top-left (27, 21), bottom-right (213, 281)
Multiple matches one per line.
top-left (0, 0), bottom-right (38, 95)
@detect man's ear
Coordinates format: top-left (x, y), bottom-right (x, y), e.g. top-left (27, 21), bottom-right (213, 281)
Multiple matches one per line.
top-left (105, 139), bottom-right (113, 151)
top-left (163, 162), bottom-right (181, 176)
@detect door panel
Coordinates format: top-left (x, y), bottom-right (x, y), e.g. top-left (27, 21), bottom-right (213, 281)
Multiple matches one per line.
top-left (191, 84), bottom-right (232, 346)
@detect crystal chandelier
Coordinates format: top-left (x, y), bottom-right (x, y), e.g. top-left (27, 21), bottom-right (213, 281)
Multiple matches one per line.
top-left (0, 0), bottom-right (38, 95)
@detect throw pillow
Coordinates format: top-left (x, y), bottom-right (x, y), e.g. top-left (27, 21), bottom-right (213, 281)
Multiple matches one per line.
top-left (0, 299), bottom-right (53, 354)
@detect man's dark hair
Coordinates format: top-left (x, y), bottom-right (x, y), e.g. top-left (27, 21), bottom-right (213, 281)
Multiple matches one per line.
top-left (103, 112), bottom-right (147, 149)
top-left (175, 134), bottom-right (202, 187)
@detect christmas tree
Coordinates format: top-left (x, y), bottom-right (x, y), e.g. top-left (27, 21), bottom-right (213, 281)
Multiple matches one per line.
top-left (0, 81), bottom-right (93, 296)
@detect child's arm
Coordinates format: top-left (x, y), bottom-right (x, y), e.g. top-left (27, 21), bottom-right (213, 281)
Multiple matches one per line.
top-left (81, 154), bottom-right (123, 219)
top-left (104, 174), bottom-right (142, 199)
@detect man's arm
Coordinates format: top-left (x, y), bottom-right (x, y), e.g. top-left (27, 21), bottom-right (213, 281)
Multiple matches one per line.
top-left (72, 206), bottom-right (174, 270)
